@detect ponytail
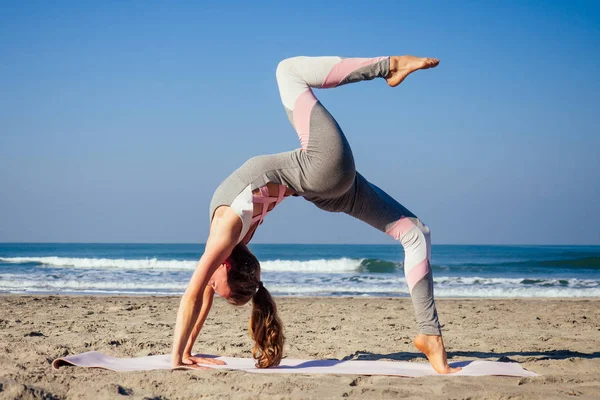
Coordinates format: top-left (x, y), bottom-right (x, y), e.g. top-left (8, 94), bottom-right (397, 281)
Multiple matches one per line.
top-left (249, 283), bottom-right (284, 368)
top-left (226, 244), bottom-right (285, 368)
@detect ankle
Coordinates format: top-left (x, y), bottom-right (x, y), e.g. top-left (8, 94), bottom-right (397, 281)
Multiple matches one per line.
top-left (387, 56), bottom-right (397, 78)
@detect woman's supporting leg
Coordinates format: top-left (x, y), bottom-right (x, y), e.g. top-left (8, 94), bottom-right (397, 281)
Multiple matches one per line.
top-left (310, 173), bottom-right (440, 335)
top-left (310, 172), bottom-right (460, 374)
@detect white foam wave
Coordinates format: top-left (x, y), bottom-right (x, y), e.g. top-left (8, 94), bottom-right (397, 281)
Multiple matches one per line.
top-left (261, 258), bottom-right (362, 273)
top-left (0, 256), bottom-right (366, 273)
top-left (2, 277), bottom-right (599, 297)
top-left (0, 257), bottom-right (195, 270)
top-left (0, 278), bottom-right (186, 291)
top-left (434, 287), bottom-right (600, 297)
top-left (434, 276), bottom-right (599, 288)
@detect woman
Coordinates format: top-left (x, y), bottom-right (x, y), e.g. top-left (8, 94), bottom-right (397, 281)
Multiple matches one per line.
top-left (170, 55), bottom-right (460, 374)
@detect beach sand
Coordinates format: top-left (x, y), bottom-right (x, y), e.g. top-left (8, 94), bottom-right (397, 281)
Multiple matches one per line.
top-left (0, 295), bottom-right (598, 399)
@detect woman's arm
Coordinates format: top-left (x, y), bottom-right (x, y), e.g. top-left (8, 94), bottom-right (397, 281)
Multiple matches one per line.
top-left (170, 208), bottom-right (241, 368)
top-left (181, 284), bottom-right (219, 365)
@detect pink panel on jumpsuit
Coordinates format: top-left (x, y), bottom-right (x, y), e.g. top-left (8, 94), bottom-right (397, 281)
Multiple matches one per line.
top-left (252, 185), bottom-right (288, 225)
top-left (293, 89), bottom-right (318, 150)
top-left (405, 259), bottom-right (429, 293)
top-left (385, 217), bottom-right (415, 241)
top-left (321, 57), bottom-right (386, 88)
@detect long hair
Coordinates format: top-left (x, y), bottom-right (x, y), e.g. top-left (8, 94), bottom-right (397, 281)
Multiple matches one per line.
top-left (226, 243), bottom-right (284, 368)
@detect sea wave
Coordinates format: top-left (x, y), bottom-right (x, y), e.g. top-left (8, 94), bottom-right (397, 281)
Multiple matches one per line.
top-left (0, 256), bottom-right (397, 273)
top-left (269, 285), bottom-right (600, 298)
top-left (0, 278), bottom-right (186, 291)
top-left (4, 254), bottom-right (600, 274)
top-left (454, 256), bottom-right (600, 270)
top-left (0, 256), bottom-right (194, 270)
top-left (1, 275), bottom-right (598, 296)
top-left (262, 258), bottom-right (401, 273)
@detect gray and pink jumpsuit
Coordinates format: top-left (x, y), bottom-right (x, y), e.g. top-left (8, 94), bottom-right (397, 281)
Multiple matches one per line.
top-left (210, 56), bottom-right (441, 336)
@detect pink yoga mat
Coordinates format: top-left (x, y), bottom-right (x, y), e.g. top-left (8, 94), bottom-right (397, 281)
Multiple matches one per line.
top-left (52, 351), bottom-right (539, 377)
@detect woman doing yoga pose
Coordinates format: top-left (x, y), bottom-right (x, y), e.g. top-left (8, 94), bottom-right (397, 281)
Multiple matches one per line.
top-left (170, 54), bottom-right (460, 374)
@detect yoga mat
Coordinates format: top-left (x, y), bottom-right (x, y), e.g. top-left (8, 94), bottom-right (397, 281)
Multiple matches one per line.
top-left (52, 351), bottom-right (539, 377)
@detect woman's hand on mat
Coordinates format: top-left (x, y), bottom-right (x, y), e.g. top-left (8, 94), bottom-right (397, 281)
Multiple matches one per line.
top-left (170, 355), bottom-right (225, 370)
top-left (171, 363), bottom-right (211, 371)
top-left (182, 354), bottom-right (226, 367)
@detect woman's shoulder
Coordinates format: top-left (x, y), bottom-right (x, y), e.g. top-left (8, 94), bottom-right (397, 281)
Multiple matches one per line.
top-left (210, 205), bottom-right (244, 242)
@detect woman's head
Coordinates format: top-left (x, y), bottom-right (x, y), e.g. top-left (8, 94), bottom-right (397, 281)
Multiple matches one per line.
top-left (225, 243), bottom-right (261, 305)
top-left (223, 244), bottom-right (285, 368)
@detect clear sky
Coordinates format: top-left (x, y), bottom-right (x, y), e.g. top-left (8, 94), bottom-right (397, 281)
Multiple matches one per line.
top-left (1, 0), bottom-right (599, 244)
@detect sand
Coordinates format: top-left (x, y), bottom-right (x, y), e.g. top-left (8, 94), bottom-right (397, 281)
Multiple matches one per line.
top-left (0, 295), bottom-right (598, 399)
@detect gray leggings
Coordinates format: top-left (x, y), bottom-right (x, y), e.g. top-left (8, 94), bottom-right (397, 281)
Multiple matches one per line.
top-left (212, 56), bottom-right (441, 335)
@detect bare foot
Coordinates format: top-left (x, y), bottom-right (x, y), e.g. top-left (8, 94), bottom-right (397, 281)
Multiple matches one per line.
top-left (386, 56), bottom-right (440, 87)
top-left (414, 333), bottom-right (461, 374)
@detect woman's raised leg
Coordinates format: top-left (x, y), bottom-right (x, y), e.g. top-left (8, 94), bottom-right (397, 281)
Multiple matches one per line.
top-left (274, 56), bottom-right (389, 198)
top-left (274, 55), bottom-right (439, 199)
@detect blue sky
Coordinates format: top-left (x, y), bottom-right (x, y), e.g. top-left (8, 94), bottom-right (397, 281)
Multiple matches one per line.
top-left (1, 0), bottom-right (599, 244)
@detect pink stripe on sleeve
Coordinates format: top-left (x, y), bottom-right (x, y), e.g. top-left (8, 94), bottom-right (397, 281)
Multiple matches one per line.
top-left (386, 217), bottom-right (415, 241)
top-left (321, 57), bottom-right (386, 88)
top-left (293, 89), bottom-right (318, 150)
top-left (405, 258), bottom-right (429, 293)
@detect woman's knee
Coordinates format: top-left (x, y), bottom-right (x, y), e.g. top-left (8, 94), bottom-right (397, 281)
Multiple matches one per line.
top-left (276, 57), bottom-right (302, 84)
top-left (389, 217), bottom-right (430, 252)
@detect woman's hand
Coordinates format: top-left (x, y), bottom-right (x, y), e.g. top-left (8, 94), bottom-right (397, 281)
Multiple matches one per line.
top-left (182, 354), bottom-right (226, 367)
top-left (170, 354), bottom-right (225, 370)
top-left (170, 361), bottom-right (211, 371)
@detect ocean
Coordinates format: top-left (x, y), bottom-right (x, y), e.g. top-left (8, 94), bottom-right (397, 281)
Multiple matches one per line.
top-left (0, 243), bottom-right (599, 297)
